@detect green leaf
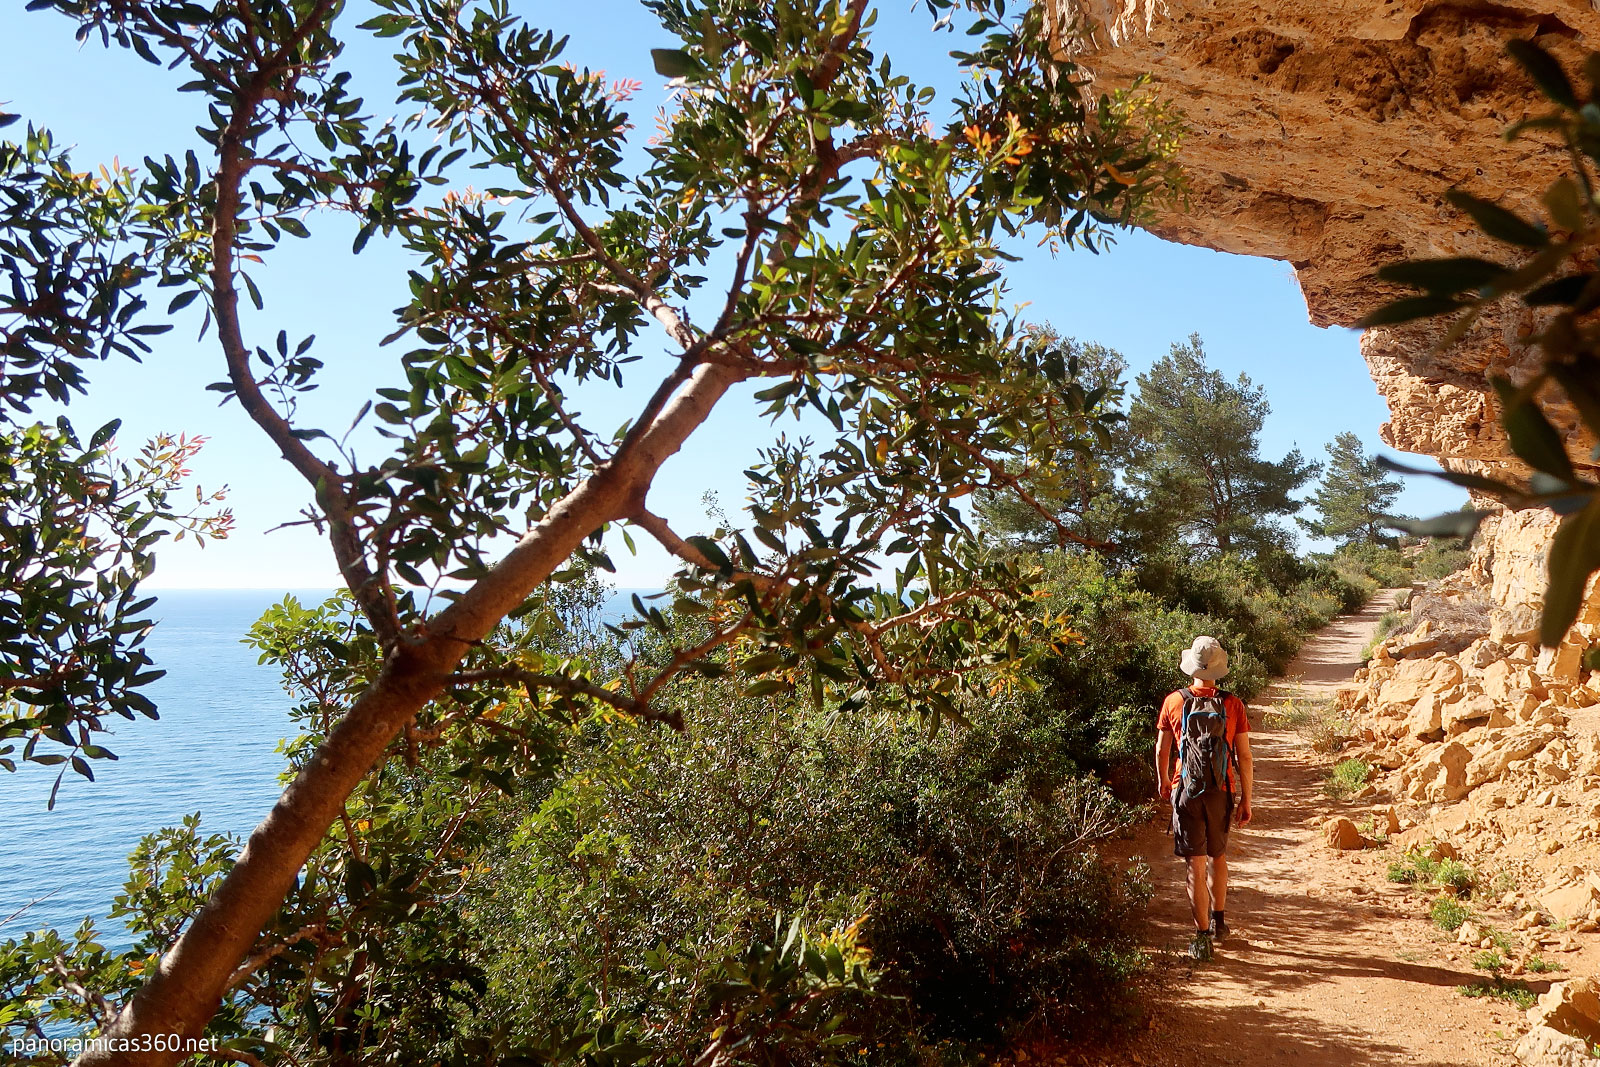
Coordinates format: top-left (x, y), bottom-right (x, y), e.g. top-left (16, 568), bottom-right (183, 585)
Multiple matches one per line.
top-left (1356, 295), bottom-right (1463, 328)
top-left (1508, 38), bottom-right (1578, 108)
top-left (1388, 510), bottom-right (1491, 540)
top-left (1543, 176), bottom-right (1585, 231)
top-left (1492, 376), bottom-right (1575, 483)
top-left (0, 113), bottom-right (19, 130)
top-left (1541, 495), bottom-right (1600, 647)
top-left (743, 678), bottom-right (791, 698)
top-left (1523, 274), bottom-right (1592, 306)
top-left (1551, 363), bottom-right (1600, 440)
top-left (1445, 189), bottom-right (1549, 249)
top-left (1376, 455), bottom-right (1527, 501)
top-left (1376, 257), bottom-right (1508, 295)
top-left (686, 535), bottom-right (732, 572)
top-left (650, 48), bottom-right (701, 79)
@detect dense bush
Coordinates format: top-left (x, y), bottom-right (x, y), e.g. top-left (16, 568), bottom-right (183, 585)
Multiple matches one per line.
top-left (473, 688), bottom-right (1149, 1063)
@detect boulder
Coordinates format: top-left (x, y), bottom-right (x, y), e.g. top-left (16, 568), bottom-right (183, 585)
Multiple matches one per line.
top-left (1403, 741), bottom-right (1471, 803)
top-left (1466, 727), bottom-right (1555, 790)
top-left (1514, 1024), bottom-right (1593, 1067)
top-left (1322, 817), bottom-right (1367, 851)
top-left (1378, 656), bottom-right (1463, 707)
top-left (1528, 977), bottom-right (1600, 1048)
top-left (1484, 659), bottom-right (1547, 703)
top-left (1538, 639), bottom-right (1587, 685)
top-left (1392, 619), bottom-right (1441, 658)
top-left (1442, 693), bottom-right (1496, 734)
top-left (1541, 883), bottom-right (1600, 924)
top-left (1405, 692), bottom-right (1443, 740)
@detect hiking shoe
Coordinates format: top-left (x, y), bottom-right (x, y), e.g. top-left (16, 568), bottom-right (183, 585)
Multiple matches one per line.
top-left (1188, 930), bottom-right (1213, 962)
top-left (1210, 915), bottom-right (1230, 944)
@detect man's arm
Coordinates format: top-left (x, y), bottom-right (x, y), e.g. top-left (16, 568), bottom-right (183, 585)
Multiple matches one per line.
top-left (1235, 731), bottom-right (1253, 825)
top-left (1155, 727), bottom-right (1174, 801)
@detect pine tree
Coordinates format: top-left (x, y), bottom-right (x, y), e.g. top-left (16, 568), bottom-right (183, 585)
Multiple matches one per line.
top-left (974, 329), bottom-right (1130, 552)
top-left (1125, 334), bottom-right (1319, 558)
top-left (1302, 431), bottom-right (1405, 547)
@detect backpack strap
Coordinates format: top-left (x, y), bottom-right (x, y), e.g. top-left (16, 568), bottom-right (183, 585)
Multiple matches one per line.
top-left (1178, 688), bottom-right (1195, 761)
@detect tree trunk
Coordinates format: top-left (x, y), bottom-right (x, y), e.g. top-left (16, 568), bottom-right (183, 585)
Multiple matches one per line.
top-left (76, 361), bottom-right (743, 1067)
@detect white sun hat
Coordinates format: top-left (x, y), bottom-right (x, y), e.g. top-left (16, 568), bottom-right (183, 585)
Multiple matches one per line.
top-left (1180, 635), bottom-right (1230, 681)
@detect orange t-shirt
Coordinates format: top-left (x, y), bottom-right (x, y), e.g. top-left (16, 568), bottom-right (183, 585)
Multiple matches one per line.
top-left (1157, 685), bottom-right (1249, 792)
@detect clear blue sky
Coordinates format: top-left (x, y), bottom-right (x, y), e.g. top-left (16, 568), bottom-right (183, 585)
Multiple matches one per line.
top-left (0, 1), bottom-right (1465, 590)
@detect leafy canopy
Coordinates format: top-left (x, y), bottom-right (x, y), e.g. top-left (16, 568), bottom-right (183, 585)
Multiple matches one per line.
top-left (0, 0), bottom-right (1182, 1059)
top-left (1301, 431), bottom-right (1405, 548)
top-left (1125, 333), bottom-right (1318, 558)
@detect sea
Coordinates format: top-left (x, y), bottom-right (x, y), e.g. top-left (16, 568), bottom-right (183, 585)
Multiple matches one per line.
top-left (0, 587), bottom-right (649, 949)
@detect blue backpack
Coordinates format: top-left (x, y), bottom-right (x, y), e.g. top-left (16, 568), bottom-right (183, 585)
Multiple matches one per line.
top-left (1178, 688), bottom-right (1233, 798)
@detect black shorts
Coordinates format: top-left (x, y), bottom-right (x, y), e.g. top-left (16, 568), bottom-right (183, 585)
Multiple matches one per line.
top-left (1172, 786), bottom-right (1233, 858)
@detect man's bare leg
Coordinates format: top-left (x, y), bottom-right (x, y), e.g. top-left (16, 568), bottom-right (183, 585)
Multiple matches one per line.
top-left (1186, 856), bottom-right (1210, 931)
top-left (1210, 854), bottom-right (1228, 911)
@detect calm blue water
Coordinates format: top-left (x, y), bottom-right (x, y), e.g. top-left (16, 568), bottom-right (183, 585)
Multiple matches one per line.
top-left (0, 586), bottom-right (652, 948)
top-left (0, 590), bottom-right (317, 945)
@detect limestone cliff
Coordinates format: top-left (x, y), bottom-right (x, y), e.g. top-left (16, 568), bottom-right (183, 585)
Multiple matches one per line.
top-left (1049, 0), bottom-right (1599, 647)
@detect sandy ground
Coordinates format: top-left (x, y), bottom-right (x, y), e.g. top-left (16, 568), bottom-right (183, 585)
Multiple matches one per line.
top-left (1073, 590), bottom-right (1540, 1067)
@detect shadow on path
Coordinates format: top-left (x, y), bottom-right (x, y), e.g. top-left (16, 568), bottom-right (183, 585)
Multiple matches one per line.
top-left (1086, 590), bottom-right (1520, 1067)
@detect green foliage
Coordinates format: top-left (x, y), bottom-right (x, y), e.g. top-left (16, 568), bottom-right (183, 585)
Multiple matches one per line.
top-left (1301, 432), bottom-right (1406, 548)
top-left (1436, 859), bottom-right (1478, 897)
top-left (1387, 849), bottom-right (1476, 899)
top-left (1387, 852), bottom-right (1435, 885)
top-left (1430, 894), bottom-right (1471, 932)
top-left (1361, 610), bottom-right (1403, 662)
top-left (1361, 36), bottom-right (1600, 648)
top-left (973, 328), bottom-right (1131, 553)
top-left (1135, 550), bottom-right (1360, 682)
top-left (3, 585), bottom-right (1152, 1063)
top-left (1323, 757), bottom-right (1372, 801)
top-left (483, 687), bottom-right (1149, 1058)
top-left (0, 132), bottom-right (233, 802)
top-left (1124, 334), bottom-right (1319, 559)
top-left (0, 0), bottom-right (1196, 1049)
top-left (1458, 978), bottom-right (1537, 1010)
top-left (1331, 542), bottom-right (1411, 591)
top-left (1472, 949), bottom-right (1507, 974)
top-left (1526, 954), bottom-right (1561, 974)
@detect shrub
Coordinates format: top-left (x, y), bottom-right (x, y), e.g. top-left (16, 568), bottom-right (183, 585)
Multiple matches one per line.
top-left (1459, 979), bottom-right (1537, 1010)
top-left (1436, 859), bottom-right (1477, 897)
top-left (1331, 542), bottom-right (1412, 590)
top-left (1412, 538), bottom-right (1472, 581)
top-left (1323, 758), bottom-right (1372, 800)
top-left (1473, 949), bottom-right (1507, 974)
top-left (476, 685), bottom-right (1152, 1060)
top-left (1430, 895), bottom-right (1471, 932)
top-left (1272, 696), bottom-right (1350, 754)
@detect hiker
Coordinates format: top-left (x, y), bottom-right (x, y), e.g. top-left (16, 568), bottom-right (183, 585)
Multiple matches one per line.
top-left (1155, 635), bottom-right (1254, 961)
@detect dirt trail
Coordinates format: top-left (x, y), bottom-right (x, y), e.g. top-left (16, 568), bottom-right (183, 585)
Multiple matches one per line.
top-left (1088, 589), bottom-right (1537, 1067)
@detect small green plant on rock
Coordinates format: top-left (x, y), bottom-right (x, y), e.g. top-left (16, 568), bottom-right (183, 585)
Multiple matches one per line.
top-left (1431, 894), bottom-right (1471, 932)
top-left (1360, 610), bottom-right (1405, 661)
top-left (1324, 757), bottom-right (1373, 800)
top-left (1388, 849), bottom-right (1441, 885)
top-left (1459, 979), bottom-right (1537, 1011)
top-left (1526, 955), bottom-right (1561, 974)
top-left (1436, 859), bottom-right (1478, 898)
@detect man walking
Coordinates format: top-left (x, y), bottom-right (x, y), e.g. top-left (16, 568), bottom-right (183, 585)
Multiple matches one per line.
top-left (1155, 635), bottom-right (1254, 961)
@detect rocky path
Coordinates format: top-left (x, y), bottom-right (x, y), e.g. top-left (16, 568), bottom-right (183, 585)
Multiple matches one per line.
top-left (1085, 589), bottom-right (1537, 1067)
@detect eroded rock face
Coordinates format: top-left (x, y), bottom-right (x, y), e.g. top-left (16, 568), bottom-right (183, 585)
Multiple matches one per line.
top-left (1050, 0), bottom-right (1600, 632)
